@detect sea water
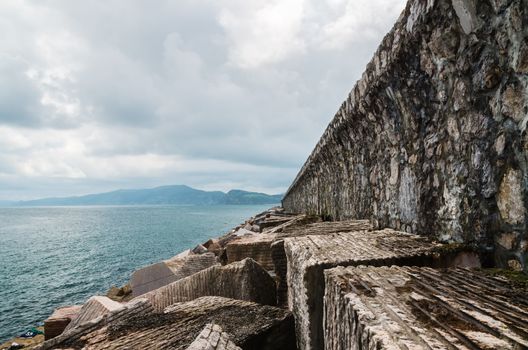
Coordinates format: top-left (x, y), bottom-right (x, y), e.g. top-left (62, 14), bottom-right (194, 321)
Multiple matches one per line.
top-left (0, 204), bottom-right (273, 342)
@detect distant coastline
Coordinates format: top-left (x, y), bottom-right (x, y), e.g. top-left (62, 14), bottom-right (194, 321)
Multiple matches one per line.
top-left (0, 185), bottom-right (283, 207)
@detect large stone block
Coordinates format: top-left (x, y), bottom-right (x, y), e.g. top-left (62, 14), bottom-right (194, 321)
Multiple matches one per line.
top-left (130, 252), bottom-right (217, 297)
top-left (63, 296), bottom-right (123, 333)
top-left (277, 219), bottom-right (372, 238)
top-left (44, 305), bottom-right (82, 340)
top-left (138, 258), bottom-right (277, 312)
top-left (38, 296), bottom-right (295, 350)
top-left (324, 266), bottom-right (528, 349)
top-left (226, 234), bottom-right (277, 271)
top-left (270, 240), bottom-right (288, 307)
top-left (271, 220), bottom-right (373, 308)
top-left (284, 229), bottom-right (452, 350)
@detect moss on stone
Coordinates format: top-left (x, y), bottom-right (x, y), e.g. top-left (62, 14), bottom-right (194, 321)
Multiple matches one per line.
top-left (481, 268), bottom-right (528, 289)
top-left (431, 243), bottom-right (473, 254)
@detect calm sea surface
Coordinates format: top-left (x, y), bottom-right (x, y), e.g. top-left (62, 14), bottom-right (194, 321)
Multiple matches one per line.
top-left (0, 204), bottom-right (273, 342)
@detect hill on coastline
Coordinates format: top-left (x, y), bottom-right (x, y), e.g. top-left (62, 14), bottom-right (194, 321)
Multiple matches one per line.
top-left (6, 185), bottom-right (283, 206)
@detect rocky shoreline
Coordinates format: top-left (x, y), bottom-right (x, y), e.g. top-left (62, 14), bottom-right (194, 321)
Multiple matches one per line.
top-left (1, 207), bottom-right (527, 349)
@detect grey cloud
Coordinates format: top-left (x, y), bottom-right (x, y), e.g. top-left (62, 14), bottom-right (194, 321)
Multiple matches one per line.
top-left (0, 0), bottom-right (405, 199)
top-left (0, 56), bottom-right (42, 126)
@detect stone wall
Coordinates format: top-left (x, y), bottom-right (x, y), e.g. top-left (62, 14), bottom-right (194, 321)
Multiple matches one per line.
top-left (282, 0), bottom-right (528, 270)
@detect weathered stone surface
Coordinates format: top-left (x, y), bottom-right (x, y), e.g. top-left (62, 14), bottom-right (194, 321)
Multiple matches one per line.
top-left (130, 261), bottom-right (176, 297)
top-left (106, 284), bottom-right (132, 302)
top-left (131, 252), bottom-right (217, 297)
top-left (38, 297), bottom-right (295, 350)
top-left (186, 324), bottom-right (241, 350)
top-left (269, 220), bottom-right (373, 308)
top-left (284, 229), bottom-right (469, 350)
top-left (278, 219), bottom-right (372, 238)
top-left (497, 168), bottom-right (525, 225)
top-left (226, 234), bottom-right (277, 271)
top-left (264, 214), bottom-right (312, 234)
top-left (138, 258), bottom-right (276, 312)
top-left (281, 0), bottom-right (528, 269)
top-left (324, 266), bottom-right (528, 349)
top-left (64, 296), bottom-right (122, 333)
top-left (44, 305), bottom-right (82, 340)
top-left (270, 240), bottom-right (289, 307)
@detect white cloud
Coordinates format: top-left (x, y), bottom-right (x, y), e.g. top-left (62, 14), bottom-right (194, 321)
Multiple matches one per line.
top-left (219, 0), bottom-right (306, 69)
top-left (0, 0), bottom-right (405, 199)
top-left (317, 0), bottom-right (406, 49)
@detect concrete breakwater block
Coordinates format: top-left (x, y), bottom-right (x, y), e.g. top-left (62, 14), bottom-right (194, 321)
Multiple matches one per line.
top-left (226, 220), bottom-right (373, 271)
top-left (138, 258), bottom-right (277, 312)
top-left (186, 323), bottom-right (241, 350)
top-left (63, 296), bottom-right (123, 333)
top-left (226, 234), bottom-right (277, 271)
top-left (38, 296), bottom-right (295, 350)
top-left (324, 266), bottom-right (528, 350)
top-left (270, 240), bottom-right (289, 307)
top-left (44, 305), bottom-right (82, 340)
top-left (130, 252), bottom-right (217, 297)
top-left (277, 219), bottom-right (372, 238)
top-left (284, 229), bottom-right (449, 350)
top-left (269, 220), bottom-right (374, 308)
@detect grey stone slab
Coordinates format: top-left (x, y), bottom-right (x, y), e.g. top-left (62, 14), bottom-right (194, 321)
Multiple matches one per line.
top-left (130, 253), bottom-right (217, 297)
top-left (137, 258), bottom-right (277, 312)
top-left (284, 229), bottom-right (446, 350)
top-left (38, 296), bottom-right (295, 350)
top-left (324, 266), bottom-right (528, 349)
top-left (226, 234), bottom-right (277, 271)
top-left (44, 305), bottom-right (82, 340)
top-left (63, 296), bottom-right (123, 333)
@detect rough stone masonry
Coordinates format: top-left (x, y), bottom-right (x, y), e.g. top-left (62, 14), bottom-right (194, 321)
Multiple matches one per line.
top-left (282, 0), bottom-right (528, 271)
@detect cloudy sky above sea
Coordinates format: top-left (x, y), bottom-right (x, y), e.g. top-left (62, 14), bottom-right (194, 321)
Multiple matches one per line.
top-left (0, 0), bottom-right (405, 200)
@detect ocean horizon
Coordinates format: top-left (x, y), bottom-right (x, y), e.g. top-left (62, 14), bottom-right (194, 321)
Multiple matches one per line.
top-left (0, 204), bottom-right (274, 343)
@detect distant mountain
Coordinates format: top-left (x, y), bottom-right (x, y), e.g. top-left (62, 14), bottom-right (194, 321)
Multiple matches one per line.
top-left (13, 185), bottom-right (283, 206)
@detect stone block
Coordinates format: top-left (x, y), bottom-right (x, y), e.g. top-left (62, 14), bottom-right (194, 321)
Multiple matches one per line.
top-left (284, 229), bottom-right (449, 350)
top-left (138, 258), bottom-right (277, 312)
top-left (38, 296), bottom-right (295, 350)
top-left (186, 324), bottom-right (241, 350)
top-left (130, 261), bottom-right (178, 297)
top-left (324, 266), bottom-right (528, 349)
top-left (43, 305), bottom-right (82, 340)
top-left (270, 220), bottom-right (373, 308)
top-left (270, 240), bottom-right (288, 307)
top-left (63, 296), bottom-right (123, 333)
top-left (226, 234), bottom-right (277, 271)
top-left (278, 219), bottom-right (372, 238)
top-left (131, 252), bottom-right (217, 297)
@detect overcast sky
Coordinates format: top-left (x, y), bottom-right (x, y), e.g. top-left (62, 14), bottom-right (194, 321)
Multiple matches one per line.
top-left (0, 0), bottom-right (405, 200)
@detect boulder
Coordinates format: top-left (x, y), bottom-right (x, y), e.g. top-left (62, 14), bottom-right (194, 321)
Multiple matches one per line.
top-left (106, 284), bottom-right (132, 302)
top-left (38, 296), bottom-right (295, 350)
top-left (191, 244), bottom-right (208, 254)
top-left (233, 228), bottom-right (255, 237)
top-left (138, 258), bottom-right (276, 312)
top-left (325, 266), bottom-right (528, 349)
top-left (203, 239), bottom-right (222, 255)
top-left (44, 305), bottom-right (82, 340)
